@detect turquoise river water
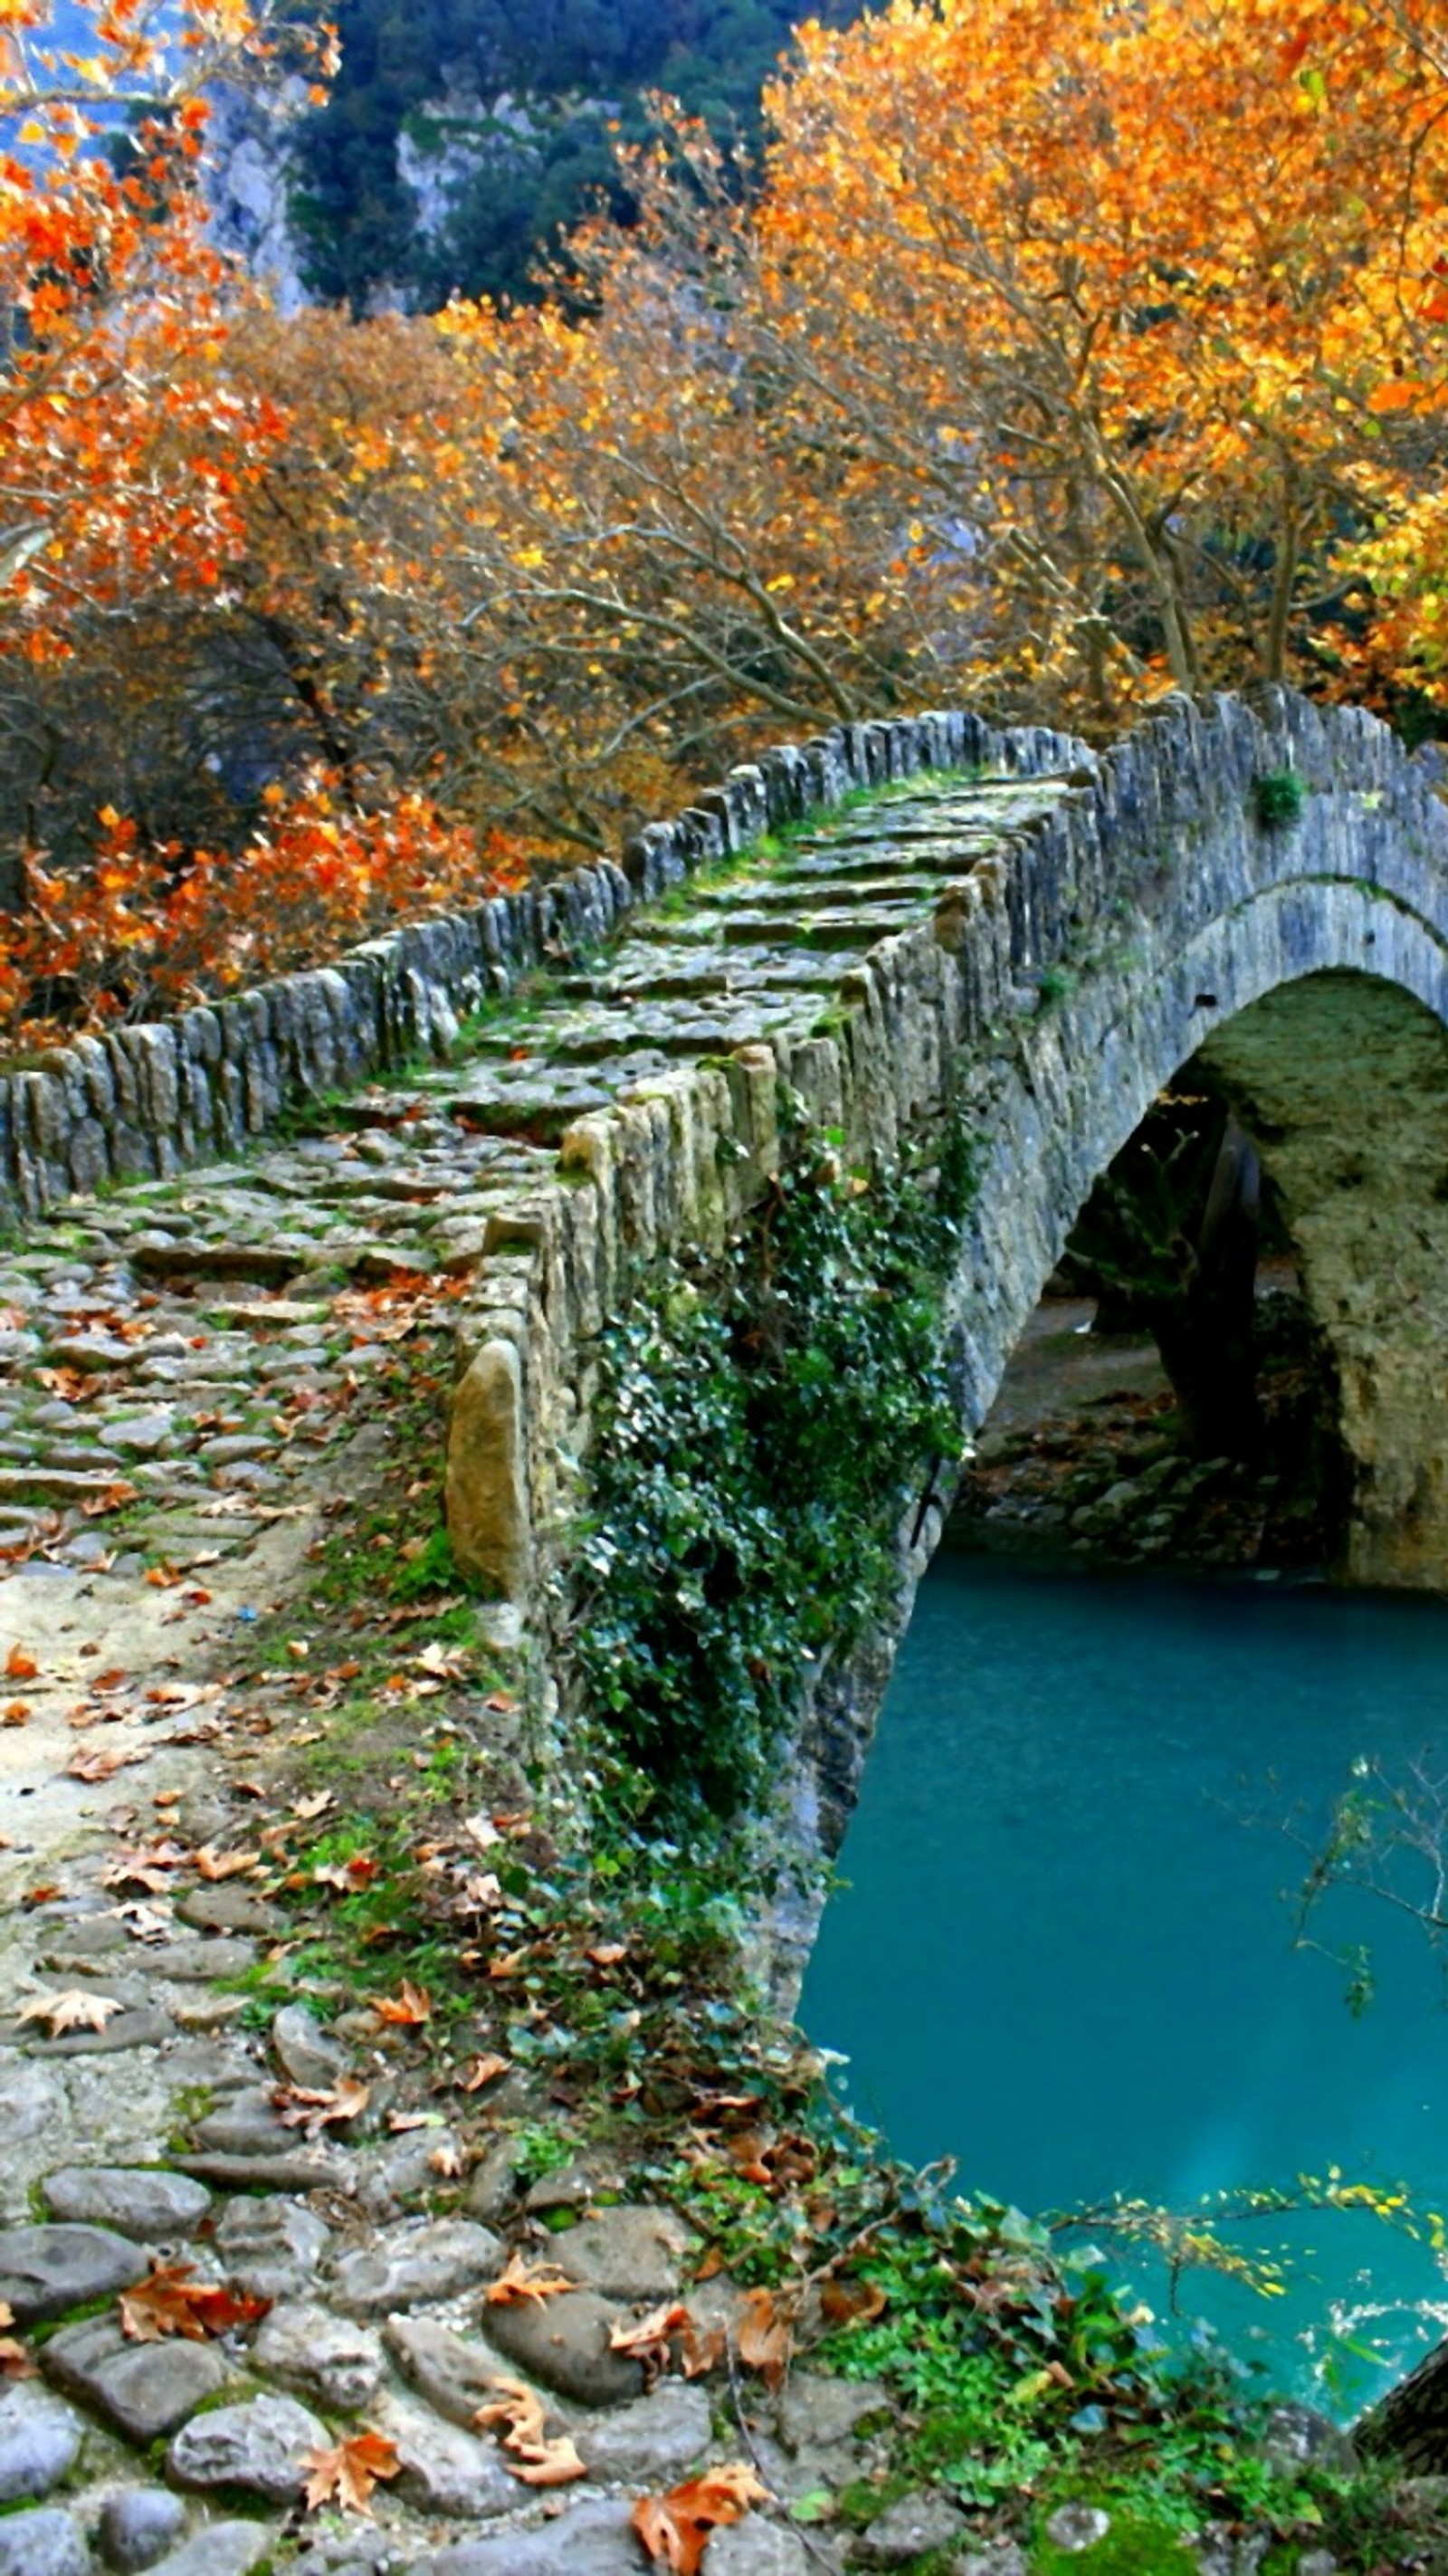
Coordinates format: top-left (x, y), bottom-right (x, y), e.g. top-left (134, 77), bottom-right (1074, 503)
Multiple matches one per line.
top-left (800, 1555), bottom-right (1448, 2417)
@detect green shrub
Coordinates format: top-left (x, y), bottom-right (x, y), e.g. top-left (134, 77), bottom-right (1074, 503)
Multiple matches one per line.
top-left (1253, 770), bottom-right (1305, 831)
top-left (572, 1100), bottom-right (974, 1823)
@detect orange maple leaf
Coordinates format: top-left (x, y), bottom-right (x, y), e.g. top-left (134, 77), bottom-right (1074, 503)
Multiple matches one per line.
top-left (609, 2301), bottom-right (724, 2388)
top-left (631, 2463), bottom-right (771, 2573)
top-left (300, 2428), bottom-right (402, 2514)
top-left (484, 2252), bottom-right (576, 2308)
top-left (119, 2262), bottom-right (270, 2343)
top-left (472, 2375), bottom-right (586, 2486)
top-left (367, 1978), bottom-right (432, 2026)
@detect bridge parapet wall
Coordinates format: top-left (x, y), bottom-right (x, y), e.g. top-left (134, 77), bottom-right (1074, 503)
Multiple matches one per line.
top-left (0, 707), bottom-right (1085, 1222)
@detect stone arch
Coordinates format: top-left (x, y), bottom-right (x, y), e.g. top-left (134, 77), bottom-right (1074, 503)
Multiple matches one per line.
top-left (944, 892), bottom-right (1448, 1595)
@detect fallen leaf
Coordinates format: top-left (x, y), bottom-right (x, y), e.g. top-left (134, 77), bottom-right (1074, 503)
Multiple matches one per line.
top-left (429, 2142), bottom-right (464, 2179)
top-left (119, 2262), bottom-right (270, 2343)
top-left (458, 2052), bottom-right (510, 2093)
top-left (101, 1854), bottom-right (181, 1894)
top-left (632, 2464), bottom-right (771, 2573)
top-left (5, 1645), bottom-right (38, 1680)
top-left (818, 2276), bottom-right (889, 2328)
top-left (609, 2303), bottom-right (724, 2388)
top-left (484, 2253), bottom-right (576, 2308)
top-left (193, 1846), bottom-right (261, 1881)
top-left (78, 1483), bottom-right (139, 1517)
top-left (67, 1745), bottom-right (147, 1782)
top-left (3, 1701), bottom-right (31, 1725)
top-left (300, 2428), bottom-right (402, 2515)
top-left (585, 1942), bottom-right (628, 1968)
top-left (0, 2299), bottom-right (34, 2380)
top-left (473, 2374), bottom-right (587, 2486)
top-left (367, 1979), bottom-right (432, 2027)
top-left (736, 2287), bottom-right (793, 2390)
top-left (415, 1640), bottom-right (469, 1678)
top-left (314, 1854), bottom-right (376, 1894)
top-left (272, 2076), bottom-right (370, 2139)
top-left (14, 1989), bottom-right (125, 2037)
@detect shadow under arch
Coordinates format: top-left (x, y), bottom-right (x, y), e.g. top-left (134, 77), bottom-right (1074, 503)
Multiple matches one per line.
top-left (946, 955), bottom-right (1448, 1600)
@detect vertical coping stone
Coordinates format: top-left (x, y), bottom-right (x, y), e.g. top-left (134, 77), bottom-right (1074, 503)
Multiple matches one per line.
top-left (724, 764), bottom-right (770, 844)
top-left (803, 732), bottom-right (850, 807)
top-left (446, 1337), bottom-right (532, 1604)
top-left (679, 808), bottom-right (726, 869)
top-left (760, 745), bottom-right (809, 826)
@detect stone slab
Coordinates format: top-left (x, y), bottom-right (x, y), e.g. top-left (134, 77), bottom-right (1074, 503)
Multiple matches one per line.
top-left (0, 2225), bottom-right (149, 2325)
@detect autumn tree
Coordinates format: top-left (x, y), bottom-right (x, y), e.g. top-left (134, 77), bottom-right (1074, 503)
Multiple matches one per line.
top-left (746, 0), bottom-right (1448, 726)
top-left (0, 3), bottom-right (535, 1041)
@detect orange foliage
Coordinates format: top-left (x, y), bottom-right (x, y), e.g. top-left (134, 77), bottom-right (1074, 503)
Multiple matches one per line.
top-left (753, 0), bottom-right (1448, 716)
top-left (5, 0), bottom-right (1447, 1056)
top-left (0, 0), bottom-right (325, 657)
top-left (0, 777), bottom-right (526, 1045)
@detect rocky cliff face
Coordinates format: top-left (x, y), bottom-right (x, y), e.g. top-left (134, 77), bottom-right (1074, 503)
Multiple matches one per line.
top-left (205, 76), bottom-right (608, 316)
top-left (204, 80), bottom-right (312, 315)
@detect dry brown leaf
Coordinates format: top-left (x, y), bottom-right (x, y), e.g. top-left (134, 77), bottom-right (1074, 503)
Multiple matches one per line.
top-left (429, 2142), bottom-right (464, 2179)
top-left (101, 1843), bottom-right (189, 1893)
top-left (14, 1989), bottom-right (125, 2037)
top-left (272, 2076), bottom-right (370, 2139)
top-left (1, 1702), bottom-right (29, 1727)
top-left (300, 2428), bottom-right (402, 2515)
top-left (736, 2287), bottom-right (793, 2390)
top-left (0, 2300), bottom-right (34, 2380)
top-left (367, 1979), bottom-right (432, 2027)
top-left (608, 2302), bottom-right (724, 2389)
top-left (818, 2275), bottom-right (889, 2327)
top-left (484, 2252), bottom-right (577, 2309)
top-left (5, 1644), bottom-right (38, 1681)
top-left (193, 1846), bottom-right (261, 1881)
top-left (631, 2464), bottom-right (772, 2574)
top-left (472, 2374), bottom-right (587, 2487)
top-left (119, 2262), bottom-right (271, 2343)
top-left (67, 1745), bottom-right (147, 1782)
top-left (79, 1482), bottom-right (140, 1518)
top-left (458, 2052), bottom-right (510, 2093)
top-left (314, 1854), bottom-right (377, 1894)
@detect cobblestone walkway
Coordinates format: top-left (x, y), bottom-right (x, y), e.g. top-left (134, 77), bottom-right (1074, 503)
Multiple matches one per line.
top-left (0, 776), bottom-right (1070, 2576)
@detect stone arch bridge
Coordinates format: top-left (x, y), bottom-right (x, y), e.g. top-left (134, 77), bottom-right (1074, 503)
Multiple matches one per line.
top-left (433, 683), bottom-right (1448, 1627)
top-left (5, 682), bottom-right (1448, 1710)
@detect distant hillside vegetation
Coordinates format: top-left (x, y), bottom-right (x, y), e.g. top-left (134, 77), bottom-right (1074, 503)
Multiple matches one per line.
top-left (289, 0), bottom-right (857, 312)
